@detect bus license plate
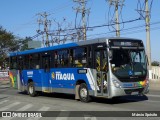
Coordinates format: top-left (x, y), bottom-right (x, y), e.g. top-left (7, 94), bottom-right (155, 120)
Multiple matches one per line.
top-left (123, 83), bottom-right (133, 88)
top-left (131, 91), bottom-right (138, 95)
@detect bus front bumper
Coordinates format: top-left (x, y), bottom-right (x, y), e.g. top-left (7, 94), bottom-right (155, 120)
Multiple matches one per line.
top-left (109, 84), bottom-right (149, 98)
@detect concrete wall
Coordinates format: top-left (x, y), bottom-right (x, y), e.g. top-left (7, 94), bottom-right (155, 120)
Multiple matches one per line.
top-left (149, 80), bottom-right (160, 91)
top-left (149, 66), bottom-right (160, 91)
top-left (151, 66), bottom-right (160, 80)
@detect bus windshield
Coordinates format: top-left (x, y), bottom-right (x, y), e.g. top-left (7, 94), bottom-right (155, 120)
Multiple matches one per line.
top-left (110, 48), bottom-right (147, 78)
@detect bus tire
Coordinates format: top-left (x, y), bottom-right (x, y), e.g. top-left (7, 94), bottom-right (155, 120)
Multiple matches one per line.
top-left (78, 83), bottom-right (90, 103)
top-left (28, 82), bottom-right (37, 97)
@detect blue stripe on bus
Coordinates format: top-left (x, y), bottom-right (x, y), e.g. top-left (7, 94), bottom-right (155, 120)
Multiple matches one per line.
top-left (9, 43), bottom-right (78, 56)
top-left (22, 68), bottom-right (92, 90)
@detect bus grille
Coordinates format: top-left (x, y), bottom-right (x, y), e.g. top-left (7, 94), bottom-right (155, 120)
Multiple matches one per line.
top-left (118, 77), bottom-right (145, 82)
top-left (124, 88), bottom-right (144, 95)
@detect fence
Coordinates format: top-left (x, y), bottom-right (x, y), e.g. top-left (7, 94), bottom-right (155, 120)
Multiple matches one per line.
top-left (0, 70), bottom-right (9, 81)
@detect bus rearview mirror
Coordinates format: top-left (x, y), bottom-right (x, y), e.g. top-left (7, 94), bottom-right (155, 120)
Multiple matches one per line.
top-left (109, 51), bottom-right (113, 59)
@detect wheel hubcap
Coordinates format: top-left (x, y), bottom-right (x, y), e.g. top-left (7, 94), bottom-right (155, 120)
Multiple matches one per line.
top-left (80, 88), bottom-right (87, 98)
top-left (29, 86), bottom-right (33, 94)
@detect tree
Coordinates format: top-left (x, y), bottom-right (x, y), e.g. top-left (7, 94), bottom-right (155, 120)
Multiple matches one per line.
top-left (19, 37), bottom-right (32, 51)
top-left (151, 61), bottom-right (160, 66)
top-left (0, 26), bottom-right (19, 69)
top-left (0, 26), bottom-right (33, 69)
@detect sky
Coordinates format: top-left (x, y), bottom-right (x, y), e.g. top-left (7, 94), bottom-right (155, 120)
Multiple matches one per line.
top-left (0, 0), bottom-right (160, 62)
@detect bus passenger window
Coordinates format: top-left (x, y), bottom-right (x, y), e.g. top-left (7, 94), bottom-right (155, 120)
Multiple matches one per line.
top-left (73, 48), bottom-right (82, 67)
top-left (54, 50), bottom-right (69, 68)
top-left (29, 54), bottom-right (40, 69)
top-left (69, 49), bottom-right (73, 67)
top-left (62, 50), bottom-right (69, 67)
top-left (24, 55), bottom-right (29, 69)
top-left (88, 47), bottom-right (92, 68)
top-left (18, 56), bottom-right (24, 70)
top-left (45, 59), bottom-right (49, 71)
top-left (73, 47), bottom-right (88, 67)
top-left (54, 51), bottom-right (58, 68)
top-left (10, 57), bottom-right (17, 69)
top-left (82, 48), bottom-right (87, 67)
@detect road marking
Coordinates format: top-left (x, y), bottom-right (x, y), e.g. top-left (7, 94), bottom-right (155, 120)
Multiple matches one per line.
top-left (0, 100), bottom-right (9, 105)
top-left (16, 104), bottom-right (33, 111)
top-left (27, 106), bottom-right (50, 120)
top-left (147, 100), bottom-right (160, 103)
top-left (84, 115), bottom-right (97, 120)
top-left (55, 110), bottom-right (69, 120)
top-left (1, 104), bottom-right (33, 120)
top-left (147, 94), bottom-right (160, 98)
top-left (37, 106), bottom-right (50, 111)
top-left (0, 102), bottom-right (20, 111)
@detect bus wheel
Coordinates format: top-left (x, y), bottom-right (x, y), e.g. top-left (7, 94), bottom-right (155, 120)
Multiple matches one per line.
top-left (78, 83), bottom-right (90, 103)
top-left (28, 82), bottom-right (37, 97)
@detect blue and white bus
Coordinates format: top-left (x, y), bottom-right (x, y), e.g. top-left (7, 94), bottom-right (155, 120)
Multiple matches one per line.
top-left (9, 37), bottom-right (149, 102)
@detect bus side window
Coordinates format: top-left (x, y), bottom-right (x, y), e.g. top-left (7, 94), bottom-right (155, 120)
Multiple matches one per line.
top-left (18, 56), bottom-right (24, 70)
top-left (57, 51), bottom-right (61, 67)
top-left (88, 46), bottom-right (92, 68)
top-left (73, 48), bottom-right (83, 67)
top-left (82, 47), bottom-right (87, 67)
top-left (29, 55), bottom-right (33, 69)
top-left (23, 55), bottom-right (28, 69)
top-left (10, 56), bottom-right (17, 69)
top-left (54, 51), bottom-right (58, 68)
top-left (45, 58), bottom-right (50, 72)
top-left (69, 49), bottom-right (73, 67)
top-left (29, 54), bottom-right (40, 69)
top-left (73, 47), bottom-right (89, 68)
top-left (61, 50), bottom-right (69, 67)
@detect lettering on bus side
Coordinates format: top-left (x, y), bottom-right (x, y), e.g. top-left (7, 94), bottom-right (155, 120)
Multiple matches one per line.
top-left (77, 69), bottom-right (87, 74)
top-left (27, 71), bottom-right (33, 77)
top-left (51, 72), bottom-right (75, 80)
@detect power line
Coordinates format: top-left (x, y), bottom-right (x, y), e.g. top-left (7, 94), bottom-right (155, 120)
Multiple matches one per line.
top-left (31, 17), bottom-right (141, 40)
top-left (32, 18), bottom-right (160, 41)
top-left (87, 21), bottom-right (160, 39)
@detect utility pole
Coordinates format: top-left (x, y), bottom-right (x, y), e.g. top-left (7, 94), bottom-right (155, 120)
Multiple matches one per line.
top-left (107, 0), bottom-right (124, 37)
top-left (82, 0), bottom-right (86, 41)
top-left (145, 0), bottom-right (152, 74)
top-left (73, 0), bottom-right (90, 41)
top-left (115, 1), bottom-right (120, 37)
top-left (37, 12), bottom-right (51, 47)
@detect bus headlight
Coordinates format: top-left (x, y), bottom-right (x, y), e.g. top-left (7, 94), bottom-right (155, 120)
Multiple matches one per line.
top-left (145, 75), bottom-right (149, 86)
top-left (113, 80), bottom-right (121, 88)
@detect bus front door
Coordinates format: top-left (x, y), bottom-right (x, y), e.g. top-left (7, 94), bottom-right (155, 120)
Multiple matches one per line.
top-left (42, 55), bottom-right (51, 92)
top-left (94, 50), bottom-right (108, 96)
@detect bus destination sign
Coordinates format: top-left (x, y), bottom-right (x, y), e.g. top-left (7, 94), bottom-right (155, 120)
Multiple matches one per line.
top-left (113, 41), bottom-right (139, 47)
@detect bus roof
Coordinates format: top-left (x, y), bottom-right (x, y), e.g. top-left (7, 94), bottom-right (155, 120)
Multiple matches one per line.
top-left (9, 37), bottom-right (142, 56)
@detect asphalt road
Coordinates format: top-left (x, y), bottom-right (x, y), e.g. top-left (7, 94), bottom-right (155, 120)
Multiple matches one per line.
top-left (0, 84), bottom-right (160, 120)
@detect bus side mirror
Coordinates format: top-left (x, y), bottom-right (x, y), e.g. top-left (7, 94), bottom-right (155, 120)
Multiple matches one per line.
top-left (109, 51), bottom-right (113, 60)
